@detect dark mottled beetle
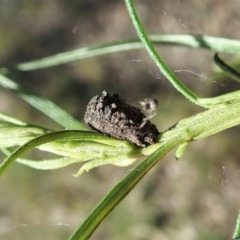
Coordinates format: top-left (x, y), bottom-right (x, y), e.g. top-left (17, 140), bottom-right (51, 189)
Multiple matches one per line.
top-left (84, 91), bottom-right (159, 147)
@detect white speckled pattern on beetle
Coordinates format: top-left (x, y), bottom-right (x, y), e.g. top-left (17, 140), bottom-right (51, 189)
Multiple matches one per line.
top-left (84, 91), bottom-right (159, 147)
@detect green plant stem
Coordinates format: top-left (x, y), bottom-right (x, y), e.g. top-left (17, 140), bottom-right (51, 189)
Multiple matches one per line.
top-left (125, 0), bottom-right (199, 104)
top-left (214, 53), bottom-right (240, 83)
top-left (68, 137), bottom-right (181, 240)
top-left (125, 0), bottom-right (240, 109)
top-left (68, 98), bottom-right (240, 239)
top-left (13, 35), bottom-right (240, 71)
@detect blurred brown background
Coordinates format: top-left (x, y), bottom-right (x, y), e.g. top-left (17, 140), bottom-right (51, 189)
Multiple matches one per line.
top-left (1, 1), bottom-right (240, 239)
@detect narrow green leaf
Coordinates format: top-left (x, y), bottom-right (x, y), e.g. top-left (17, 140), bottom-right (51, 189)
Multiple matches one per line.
top-left (0, 74), bottom-right (87, 130)
top-left (0, 122), bottom-right (50, 147)
top-left (0, 131), bottom-right (95, 177)
top-left (0, 112), bottom-right (27, 126)
top-left (233, 211), bottom-right (240, 240)
top-left (17, 157), bottom-right (80, 170)
top-left (68, 138), bottom-right (180, 240)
